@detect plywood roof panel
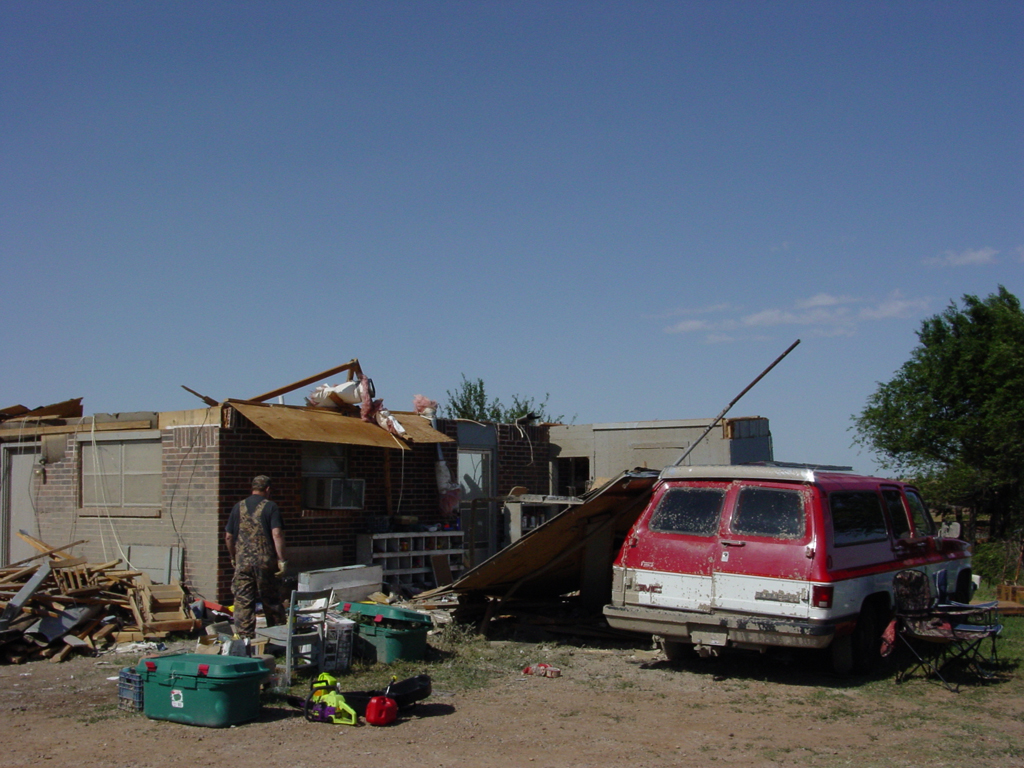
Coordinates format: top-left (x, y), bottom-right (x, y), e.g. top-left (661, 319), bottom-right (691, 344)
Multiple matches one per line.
top-left (230, 401), bottom-right (410, 450)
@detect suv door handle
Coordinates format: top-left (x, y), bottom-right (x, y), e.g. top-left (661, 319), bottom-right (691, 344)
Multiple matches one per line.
top-left (721, 540), bottom-right (746, 547)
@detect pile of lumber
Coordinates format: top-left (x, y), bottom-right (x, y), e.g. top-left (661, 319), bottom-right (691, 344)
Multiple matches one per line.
top-left (0, 533), bottom-right (200, 664)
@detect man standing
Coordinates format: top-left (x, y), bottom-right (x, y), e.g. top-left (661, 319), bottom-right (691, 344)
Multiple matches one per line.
top-left (225, 475), bottom-right (287, 638)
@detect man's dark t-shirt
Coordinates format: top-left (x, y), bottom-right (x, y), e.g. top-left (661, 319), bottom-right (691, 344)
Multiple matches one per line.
top-left (226, 494), bottom-right (284, 543)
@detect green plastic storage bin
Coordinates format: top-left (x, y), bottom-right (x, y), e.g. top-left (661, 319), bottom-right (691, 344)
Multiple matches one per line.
top-left (137, 653), bottom-right (266, 727)
top-left (353, 621), bottom-right (428, 663)
top-left (339, 602), bottom-right (430, 664)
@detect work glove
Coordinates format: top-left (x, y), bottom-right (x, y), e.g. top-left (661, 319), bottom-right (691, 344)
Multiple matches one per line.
top-left (275, 560), bottom-right (288, 577)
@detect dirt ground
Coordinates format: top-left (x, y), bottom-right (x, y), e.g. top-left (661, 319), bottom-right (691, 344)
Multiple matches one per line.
top-left (2, 631), bottom-right (1023, 768)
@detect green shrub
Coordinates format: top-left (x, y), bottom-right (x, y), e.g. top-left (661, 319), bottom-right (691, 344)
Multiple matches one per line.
top-left (973, 539), bottom-right (1022, 585)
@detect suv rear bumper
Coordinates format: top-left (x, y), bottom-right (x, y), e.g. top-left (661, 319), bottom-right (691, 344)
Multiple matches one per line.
top-left (603, 603), bottom-right (839, 650)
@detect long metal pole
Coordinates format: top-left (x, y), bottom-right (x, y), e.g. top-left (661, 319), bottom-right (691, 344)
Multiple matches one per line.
top-left (672, 338), bottom-right (801, 467)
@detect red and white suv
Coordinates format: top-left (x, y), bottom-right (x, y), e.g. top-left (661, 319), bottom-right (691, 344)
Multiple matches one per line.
top-left (603, 465), bottom-right (972, 672)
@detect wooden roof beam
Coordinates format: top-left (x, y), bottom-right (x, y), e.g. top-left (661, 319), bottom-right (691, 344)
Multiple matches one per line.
top-left (247, 359), bottom-right (363, 403)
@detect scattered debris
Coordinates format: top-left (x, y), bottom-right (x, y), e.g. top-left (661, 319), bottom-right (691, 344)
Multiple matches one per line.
top-left (522, 663), bottom-right (561, 678)
top-left (0, 533), bottom-right (199, 664)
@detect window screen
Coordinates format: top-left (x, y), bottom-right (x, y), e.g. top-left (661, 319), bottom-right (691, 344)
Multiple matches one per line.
top-left (648, 487), bottom-right (725, 536)
top-left (830, 491), bottom-right (888, 547)
top-left (730, 487), bottom-right (804, 539)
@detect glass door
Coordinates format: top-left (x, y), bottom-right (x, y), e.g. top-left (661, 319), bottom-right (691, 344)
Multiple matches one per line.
top-left (458, 448), bottom-right (496, 566)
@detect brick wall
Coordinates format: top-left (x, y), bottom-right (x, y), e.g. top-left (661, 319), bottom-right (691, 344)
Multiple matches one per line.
top-left (494, 423), bottom-right (551, 496)
top-left (21, 411), bottom-right (547, 605)
top-left (214, 408), bottom-right (451, 602)
top-left (31, 424), bottom-right (222, 600)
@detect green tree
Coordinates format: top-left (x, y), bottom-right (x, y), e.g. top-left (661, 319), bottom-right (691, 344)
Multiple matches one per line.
top-left (443, 374), bottom-right (565, 423)
top-left (853, 286), bottom-right (1024, 538)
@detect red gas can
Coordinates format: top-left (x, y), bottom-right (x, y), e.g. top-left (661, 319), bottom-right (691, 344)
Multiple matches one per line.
top-left (365, 696), bottom-right (398, 726)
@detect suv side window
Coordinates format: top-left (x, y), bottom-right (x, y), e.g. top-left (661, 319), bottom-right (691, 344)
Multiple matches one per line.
top-left (830, 491), bottom-right (888, 546)
top-left (730, 487), bottom-right (804, 539)
top-left (905, 490), bottom-right (935, 536)
top-left (648, 487), bottom-right (725, 536)
top-left (882, 489), bottom-right (912, 539)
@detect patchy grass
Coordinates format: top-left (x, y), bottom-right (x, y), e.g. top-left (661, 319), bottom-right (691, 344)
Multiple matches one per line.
top-left (76, 702), bottom-right (123, 724)
top-left (278, 621), bottom-right (580, 699)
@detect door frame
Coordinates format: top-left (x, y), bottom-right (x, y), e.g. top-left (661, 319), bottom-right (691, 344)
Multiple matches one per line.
top-left (1, 442), bottom-right (42, 566)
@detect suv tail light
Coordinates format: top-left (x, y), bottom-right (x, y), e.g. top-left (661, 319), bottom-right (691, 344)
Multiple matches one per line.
top-left (812, 585), bottom-right (834, 609)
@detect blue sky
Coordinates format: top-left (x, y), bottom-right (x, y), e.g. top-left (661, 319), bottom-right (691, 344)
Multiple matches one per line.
top-left (2, 2), bottom-right (1021, 475)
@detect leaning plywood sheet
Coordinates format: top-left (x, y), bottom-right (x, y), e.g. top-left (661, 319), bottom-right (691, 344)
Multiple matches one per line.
top-left (444, 470), bottom-right (660, 600)
top-left (230, 400), bottom-right (411, 450)
top-left (390, 412), bottom-right (455, 444)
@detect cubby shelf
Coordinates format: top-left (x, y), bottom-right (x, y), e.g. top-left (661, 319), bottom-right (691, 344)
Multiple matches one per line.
top-left (356, 531), bottom-right (465, 588)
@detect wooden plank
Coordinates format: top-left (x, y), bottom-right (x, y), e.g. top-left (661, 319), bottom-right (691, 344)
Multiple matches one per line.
top-left (127, 591), bottom-right (146, 630)
top-left (247, 359), bottom-right (362, 403)
top-left (91, 623), bottom-right (118, 642)
top-left (0, 566), bottom-right (38, 585)
top-left (2, 398), bottom-right (83, 422)
top-left (180, 384), bottom-right (219, 407)
top-left (50, 644), bottom-right (75, 662)
top-left (151, 611), bottom-right (186, 621)
top-left (49, 557), bottom-right (89, 570)
top-left (6, 540), bottom-right (90, 569)
top-left (112, 630), bottom-right (147, 643)
top-left (431, 554), bottom-right (454, 587)
top-left (144, 619), bottom-right (200, 632)
top-left (86, 560), bottom-right (122, 573)
top-left (0, 419), bottom-right (151, 439)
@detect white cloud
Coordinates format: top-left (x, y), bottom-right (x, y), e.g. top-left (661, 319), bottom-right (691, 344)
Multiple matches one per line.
top-left (859, 291), bottom-right (929, 320)
top-left (650, 303), bottom-right (734, 321)
top-left (742, 308), bottom-right (795, 327)
top-left (923, 247), bottom-right (998, 267)
top-left (660, 290), bottom-right (928, 341)
top-left (664, 319), bottom-right (711, 334)
top-left (795, 293), bottom-right (855, 309)
top-left (704, 333), bottom-right (736, 344)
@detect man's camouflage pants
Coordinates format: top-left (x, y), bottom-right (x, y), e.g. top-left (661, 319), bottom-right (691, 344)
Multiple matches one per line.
top-left (231, 562), bottom-right (286, 638)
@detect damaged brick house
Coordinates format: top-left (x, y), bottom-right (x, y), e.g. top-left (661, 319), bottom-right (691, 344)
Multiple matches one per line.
top-left (0, 362), bottom-right (551, 604)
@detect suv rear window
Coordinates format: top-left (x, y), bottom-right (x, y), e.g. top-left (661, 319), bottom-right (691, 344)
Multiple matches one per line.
top-left (649, 487), bottom-right (725, 536)
top-left (830, 491), bottom-right (889, 546)
top-left (730, 487), bottom-right (804, 539)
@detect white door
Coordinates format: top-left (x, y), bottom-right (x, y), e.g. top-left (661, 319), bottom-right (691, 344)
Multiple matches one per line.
top-left (2, 445), bottom-right (41, 565)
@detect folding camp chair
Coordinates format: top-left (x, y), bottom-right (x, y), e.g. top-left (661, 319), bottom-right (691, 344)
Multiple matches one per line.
top-left (891, 569), bottom-right (1002, 692)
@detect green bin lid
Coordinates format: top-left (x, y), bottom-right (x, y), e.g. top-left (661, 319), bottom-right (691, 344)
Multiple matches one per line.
top-left (136, 652), bottom-right (266, 679)
top-left (339, 601), bottom-right (431, 627)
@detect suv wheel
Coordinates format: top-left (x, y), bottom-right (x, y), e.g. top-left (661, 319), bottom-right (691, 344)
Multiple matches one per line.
top-left (830, 633), bottom-right (854, 675)
top-left (852, 606), bottom-right (882, 674)
top-left (660, 639), bottom-right (687, 662)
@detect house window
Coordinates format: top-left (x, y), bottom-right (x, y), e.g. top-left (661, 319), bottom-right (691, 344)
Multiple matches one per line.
top-left (302, 443), bottom-right (364, 510)
top-left (79, 432), bottom-right (162, 510)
